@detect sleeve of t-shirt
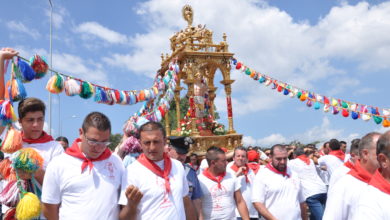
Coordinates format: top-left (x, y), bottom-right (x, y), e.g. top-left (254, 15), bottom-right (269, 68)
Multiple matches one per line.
top-left (251, 172), bottom-right (266, 203)
top-left (190, 171), bottom-right (203, 200)
top-left (298, 179), bottom-right (305, 203)
top-left (118, 167), bottom-right (132, 206)
top-left (41, 158), bottom-right (61, 204)
top-left (234, 175), bottom-right (242, 192)
top-left (322, 179), bottom-right (346, 220)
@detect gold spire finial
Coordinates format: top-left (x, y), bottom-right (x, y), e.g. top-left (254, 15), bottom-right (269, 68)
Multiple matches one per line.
top-left (182, 4), bottom-right (193, 27)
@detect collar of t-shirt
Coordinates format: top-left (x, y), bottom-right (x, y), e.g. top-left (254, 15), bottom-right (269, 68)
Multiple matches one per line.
top-left (230, 163), bottom-right (249, 183)
top-left (297, 155), bottom-right (310, 165)
top-left (202, 168), bottom-right (226, 189)
top-left (22, 131), bottom-right (54, 144)
top-left (369, 169), bottom-right (390, 195)
top-left (344, 160), bottom-right (355, 169)
top-left (65, 138), bottom-right (112, 173)
top-left (347, 160), bottom-right (372, 184)
top-left (137, 153), bottom-right (172, 193)
top-left (265, 163), bottom-right (290, 178)
top-left (328, 149), bottom-right (346, 162)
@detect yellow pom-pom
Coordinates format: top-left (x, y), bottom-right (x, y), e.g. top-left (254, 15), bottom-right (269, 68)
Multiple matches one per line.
top-left (16, 192), bottom-right (41, 220)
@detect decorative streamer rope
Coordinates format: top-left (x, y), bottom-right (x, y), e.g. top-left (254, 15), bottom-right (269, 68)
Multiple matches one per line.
top-left (232, 58), bottom-right (390, 127)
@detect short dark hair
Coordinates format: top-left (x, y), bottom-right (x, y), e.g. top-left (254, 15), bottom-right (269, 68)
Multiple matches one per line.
top-left (206, 146), bottom-right (225, 166)
top-left (56, 136), bottom-right (69, 144)
top-left (190, 153), bottom-right (198, 158)
top-left (18, 98), bottom-right (46, 119)
top-left (139, 121), bottom-right (166, 139)
top-left (350, 138), bottom-right (360, 155)
top-left (323, 142), bottom-right (329, 148)
top-left (329, 139), bottom-right (340, 151)
top-left (270, 144), bottom-right (287, 156)
top-left (340, 141), bottom-right (347, 145)
top-left (377, 131), bottom-right (390, 157)
top-left (359, 132), bottom-right (381, 155)
top-left (82, 112), bottom-right (111, 133)
top-left (294, 147), bottom-right (306, 157)
top-left (233, 146), bottom-right (247, 158)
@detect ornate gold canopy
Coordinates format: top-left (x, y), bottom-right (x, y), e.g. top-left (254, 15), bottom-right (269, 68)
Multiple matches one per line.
top-left (161, 5), bottom-right (242, 153)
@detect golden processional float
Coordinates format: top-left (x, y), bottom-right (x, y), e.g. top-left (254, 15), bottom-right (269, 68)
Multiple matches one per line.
top-left (161, 5), bottom-right (242, 154)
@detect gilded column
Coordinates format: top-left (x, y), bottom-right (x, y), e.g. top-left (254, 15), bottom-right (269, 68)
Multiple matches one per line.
top-left (221, 79), bottom-right (236, 134)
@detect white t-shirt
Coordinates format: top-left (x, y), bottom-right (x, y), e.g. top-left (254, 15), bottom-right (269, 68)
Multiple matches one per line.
top-left (318, 154), bottom-right (343, 177)
top-left (288, 158), bottom-right (327, 199)
top-left (354, 185), bottom-right (390, 220)
top-left (323, 174), bottom-right (368, 220)
top-left (198, 171), bottom-right (241, 220)
top-left (226, 163), bottom-right (258, 218)
top-left (199, 158), bottom-right (209, 174)
top-left (22, 141), bottom-right (64, 169)
top-left (328, 163), bottom-right (351, 190)
top-left (41, 153), bottom-right (124, 220)
top-left (118, 158), bottom-right (189, 220)
top-left (252, 167), bottom-right (304, 220)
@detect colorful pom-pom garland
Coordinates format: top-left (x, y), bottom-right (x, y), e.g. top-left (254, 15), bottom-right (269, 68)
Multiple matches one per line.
top-left (232, 58), bottom-right (390, 128)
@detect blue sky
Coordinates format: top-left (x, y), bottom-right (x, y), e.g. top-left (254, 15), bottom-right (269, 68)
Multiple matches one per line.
top-left (1, 0), bottom-right (390, 148)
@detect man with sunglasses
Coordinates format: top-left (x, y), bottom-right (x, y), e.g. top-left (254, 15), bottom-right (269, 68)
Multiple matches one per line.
top-left (42, 112), bottom-right (127, 220)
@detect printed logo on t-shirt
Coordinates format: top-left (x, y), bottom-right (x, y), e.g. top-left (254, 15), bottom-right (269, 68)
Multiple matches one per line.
top-left (209, 184), bottom-right (227, 211)
top-left (104, 162), bottom-right (116, 180)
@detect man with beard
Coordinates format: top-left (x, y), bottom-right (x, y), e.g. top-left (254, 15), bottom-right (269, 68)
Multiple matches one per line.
top-left (167, 136), bottom-right (203, 218)
top-left (198, 146), bottom-right (250, 220)
top-left (252, 145), bottom-right (307, 220)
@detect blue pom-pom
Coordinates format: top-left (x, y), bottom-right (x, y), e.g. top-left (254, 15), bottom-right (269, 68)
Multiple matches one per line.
top-left (17, 57), bottom-right (36, 82)
top-left (351, 111), bottom-right (359, 120)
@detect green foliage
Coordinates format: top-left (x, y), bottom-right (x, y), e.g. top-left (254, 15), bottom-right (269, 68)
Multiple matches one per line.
top-left (108, 133), bottom-right (122, 151)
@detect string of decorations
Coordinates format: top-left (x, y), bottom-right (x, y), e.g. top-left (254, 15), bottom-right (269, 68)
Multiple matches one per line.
top-left (123, 61), bottom-right (180, 136)
top-left (231, 58), bottom-right (390, 128)
top-left (13, 56), bottom-right (163, 106)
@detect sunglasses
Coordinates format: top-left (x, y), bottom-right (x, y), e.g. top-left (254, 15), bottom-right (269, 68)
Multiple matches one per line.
top-left (84, 135), bottom-right (111, 148)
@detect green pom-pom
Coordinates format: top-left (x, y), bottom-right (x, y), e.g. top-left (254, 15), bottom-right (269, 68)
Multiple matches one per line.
top-left (373, 116), bottom-right (383, 124)
top-left (79, 81), bottom-right (94, 99)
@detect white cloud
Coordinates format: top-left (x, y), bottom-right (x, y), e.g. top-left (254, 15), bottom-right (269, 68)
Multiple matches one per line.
top-left (258, 133), bottom-right (288, 147)
top-left (75, 22), bottom-right (129, 45)
top-left (45, 5), bottom-right (68, 28)
top-left (6, 21), bottom-right (41, 39)
top-left (252, 117), bottom-right (360, 148)
top-left (242, 136), bottom-right (257, 146)
top-left (52, 53), bottom-right (109, 85)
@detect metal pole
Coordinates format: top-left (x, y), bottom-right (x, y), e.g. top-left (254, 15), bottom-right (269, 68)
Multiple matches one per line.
top-left (48, 0), bottom-right (53, 135)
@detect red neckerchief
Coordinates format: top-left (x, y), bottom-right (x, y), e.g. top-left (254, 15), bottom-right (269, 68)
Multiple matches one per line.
top-left (329, 149), bottom-right (346, 161)
top-left (66, 138), bottom-right (112, 173)
top-left (344, 160), bottom-right (355, 169)
top-left (347, 160), bottom-right (372, 184)
top-left (319, 149), bottom-right (326, 156)
top-left (297, 155), bottom-right (310, 165)
top-left (202, 168), bottom-right (226, 189)
top-left (230, 163), bottom-right (249, 183)
top-left (369, 169), bottom-right (390, 195)
top-left (247, 162), bottom-right (260, 174)
top-left (266, 163), bottom-right (290, 178)
top-left (138, 153), bottom-right (172, 194)
top-left (22, 131), bottom-right (54, 144)
top-left (188, 163), bottom-right (199, 171)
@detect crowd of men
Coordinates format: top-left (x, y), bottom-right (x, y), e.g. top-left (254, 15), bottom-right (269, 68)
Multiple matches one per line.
top-left (1, 48), bottom-right (390, 220)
